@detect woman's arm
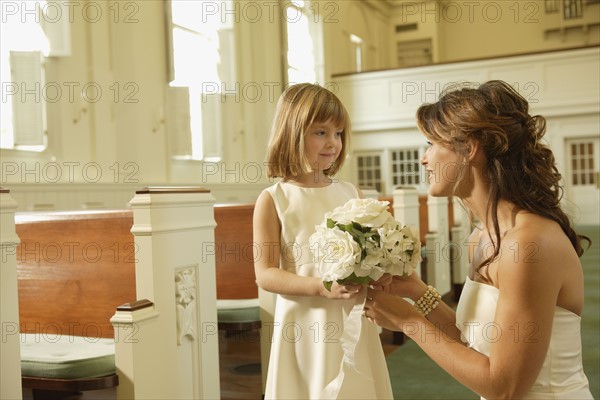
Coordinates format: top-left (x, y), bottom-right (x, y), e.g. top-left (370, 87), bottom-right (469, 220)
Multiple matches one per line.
top-left (253, 190), bottom-right (362, 299)
top-left (366, 228), bottom-right (565, 399)
top-left (379, 274), bottom-right (463, 342)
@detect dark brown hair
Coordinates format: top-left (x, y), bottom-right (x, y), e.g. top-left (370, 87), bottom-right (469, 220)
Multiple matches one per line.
top-left (416, 80), bottom-right (588, 270)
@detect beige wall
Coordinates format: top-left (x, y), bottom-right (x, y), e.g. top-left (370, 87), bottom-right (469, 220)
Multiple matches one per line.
top-left (437, 0), bottom-right (600, 62)
top-left (391, 0), bottom-right (600, 65)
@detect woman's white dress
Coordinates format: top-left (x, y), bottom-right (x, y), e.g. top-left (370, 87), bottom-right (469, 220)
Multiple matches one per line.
top-left (263, 181), bottom-right (393, 400)
top-left (456, 276), bottom-right (593, 399)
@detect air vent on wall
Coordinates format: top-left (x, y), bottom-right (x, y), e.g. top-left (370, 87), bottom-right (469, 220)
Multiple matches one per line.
top-left (395, 23), bottom-right (418, 33)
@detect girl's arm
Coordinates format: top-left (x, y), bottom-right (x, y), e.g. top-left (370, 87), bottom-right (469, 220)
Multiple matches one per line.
top-left (253, 190), bottom-right (362, 299)
top-left (366, 229), bottom-right (566, 399)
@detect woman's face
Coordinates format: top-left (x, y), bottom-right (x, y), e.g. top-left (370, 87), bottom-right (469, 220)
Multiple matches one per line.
top-left (421, 140), bottom-right (466, 197)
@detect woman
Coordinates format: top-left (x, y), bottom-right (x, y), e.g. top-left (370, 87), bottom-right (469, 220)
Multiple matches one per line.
top-left (363, 80), bottom-right (593, 399)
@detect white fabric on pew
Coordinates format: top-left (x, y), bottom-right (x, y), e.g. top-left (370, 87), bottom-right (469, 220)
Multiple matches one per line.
top-left (216, 298), bottom-right (260, 324)
top-left (20, 333), bottom-right (115, 379)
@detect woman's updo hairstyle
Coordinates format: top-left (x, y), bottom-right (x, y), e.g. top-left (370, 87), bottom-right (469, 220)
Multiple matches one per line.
top-left (417, 80), bottom-right (587, 270)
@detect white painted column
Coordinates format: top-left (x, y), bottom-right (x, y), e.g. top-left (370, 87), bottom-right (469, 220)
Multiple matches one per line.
top-left (392, 187), bottom-right (420, 232)
top-left (112, 187), bottom-right (219, 399)
top-left (425, 195), bottom-right (451, 295)
top-left (0, 188), bottom-right (23, 400)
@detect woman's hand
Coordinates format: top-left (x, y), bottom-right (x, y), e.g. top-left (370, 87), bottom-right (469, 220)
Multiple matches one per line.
top-left (382, 273), bottom-right (428, 301)
top-left (369, 273), bottom-right (393, 289)
top-left (363, 288), bottom-right (422, 331)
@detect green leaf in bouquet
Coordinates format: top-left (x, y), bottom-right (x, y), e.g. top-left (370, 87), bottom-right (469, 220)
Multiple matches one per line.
top-left (326, 218), bottom-right (336, 229)
top-left (352, 221), bottom-right (371, 233)
top-left (344, 224), bottom-right (368, 244)
top-left (338, 272), bottom-right (372, 286)
top-left (323, 272), bottom-right (373, 292)
top-left (337, 222), bottom-right (354, 233)
top-left (352, 232), bottom-right (367, 247)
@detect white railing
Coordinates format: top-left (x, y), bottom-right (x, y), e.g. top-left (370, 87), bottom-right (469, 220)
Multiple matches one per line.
top-left (2, 182), bottom-right (267, 212)
top-left (335, 46), bottom-right (600, 132)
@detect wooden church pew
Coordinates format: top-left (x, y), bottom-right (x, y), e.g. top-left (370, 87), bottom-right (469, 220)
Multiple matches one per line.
top-left (15, 210), bottom-right (133, 398)
top-left (15, 203), bottom-right (258, 398)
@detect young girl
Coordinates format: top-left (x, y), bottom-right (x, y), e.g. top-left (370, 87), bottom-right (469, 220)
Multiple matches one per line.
top-left (253, 83), bottom-right (393, 399)
top-left (363, 80), bottom-right (593, 399)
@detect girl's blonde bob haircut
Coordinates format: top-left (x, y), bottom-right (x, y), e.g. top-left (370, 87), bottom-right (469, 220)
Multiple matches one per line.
top-left (266, 83), bottom-right (351, 179)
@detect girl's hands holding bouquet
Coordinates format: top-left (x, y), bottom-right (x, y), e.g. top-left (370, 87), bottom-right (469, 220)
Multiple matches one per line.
top-left (320, 281), bottom-right (364, 299)
top-left (318, 273), bottom-right (394, 300)
top-left (310, 198), bottom-right (421, 293)
top-left (319, 275), bottom-right (393, 300)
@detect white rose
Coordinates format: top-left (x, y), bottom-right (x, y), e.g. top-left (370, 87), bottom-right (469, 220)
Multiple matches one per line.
top-left (309, 225), bottom-right (361, 282)
top-left (325, 198), bottom-right (391, 228)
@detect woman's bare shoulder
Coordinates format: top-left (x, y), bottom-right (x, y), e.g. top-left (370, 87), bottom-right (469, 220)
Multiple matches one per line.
top-left (509, 213), bottom-right (569, 251)
top-left (499, 213), bottom-right (577, 278)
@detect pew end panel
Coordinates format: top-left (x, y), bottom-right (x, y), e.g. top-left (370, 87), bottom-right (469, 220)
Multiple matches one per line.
top-left (214, 203), bottom-right (258, 300)
top-left (16, 210), bottom-right (137, 339)
top-left (15, 210), bottom-right (135, 398)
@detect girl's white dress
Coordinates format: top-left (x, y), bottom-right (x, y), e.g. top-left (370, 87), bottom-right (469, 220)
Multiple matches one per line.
top-left (263, 181), bottom-right (393, 400)
top-left (456, 276), bottom-right (593, 399)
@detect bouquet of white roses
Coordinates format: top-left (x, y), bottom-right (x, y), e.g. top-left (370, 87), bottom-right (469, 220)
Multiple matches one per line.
top-left (309, 198), bottom-right (421, 291)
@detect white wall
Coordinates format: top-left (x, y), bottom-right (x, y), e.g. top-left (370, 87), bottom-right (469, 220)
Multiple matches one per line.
top-left (2, 1), bottom-right (599, 211)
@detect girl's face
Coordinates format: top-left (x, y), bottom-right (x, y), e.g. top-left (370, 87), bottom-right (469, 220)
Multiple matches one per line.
top-left (421, 139), bottom-right (466, 197)
top-left (303, 120), bottom-right (343, 174)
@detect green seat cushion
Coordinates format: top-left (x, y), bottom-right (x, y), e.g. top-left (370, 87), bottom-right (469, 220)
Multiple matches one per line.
top-left (20, 333), bottom-right (115, 379)
top-left (216, 298), bottom-right (260, 323)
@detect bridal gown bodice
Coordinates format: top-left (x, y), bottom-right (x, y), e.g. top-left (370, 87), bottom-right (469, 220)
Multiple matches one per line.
top-left (456, 277), bottom-right (593, 399)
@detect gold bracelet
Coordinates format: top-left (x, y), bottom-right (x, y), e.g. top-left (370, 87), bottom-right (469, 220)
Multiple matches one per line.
top-left (414, 285), bottom-right (441, 316)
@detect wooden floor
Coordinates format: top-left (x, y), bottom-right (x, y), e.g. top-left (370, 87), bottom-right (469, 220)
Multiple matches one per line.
top-left (219, 329), bottom-right (263, 400)
top-left (22, 329), bottom-right (401, 400)
top-left (220, 327), bottom-right (402, 400)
